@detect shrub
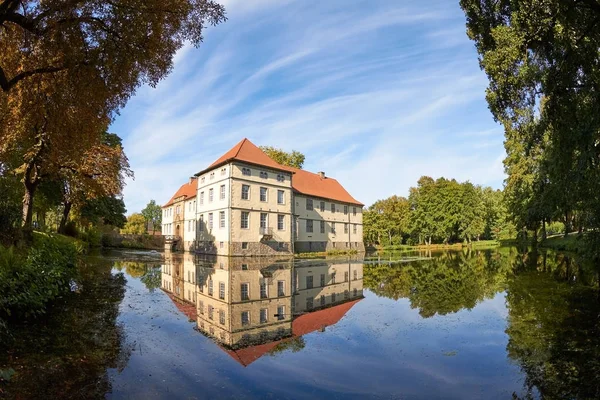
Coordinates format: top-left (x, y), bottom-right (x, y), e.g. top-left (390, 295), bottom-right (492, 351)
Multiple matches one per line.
top-left (547, 221), bottom-right (565, 236)
top-left (81, 227), bottom-right (102, 248)
top-left (0, 235), bottom-right (78, 320)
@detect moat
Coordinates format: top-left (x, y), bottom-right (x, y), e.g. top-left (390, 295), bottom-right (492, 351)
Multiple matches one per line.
top-left (1, 247), bottom-right (599, 399)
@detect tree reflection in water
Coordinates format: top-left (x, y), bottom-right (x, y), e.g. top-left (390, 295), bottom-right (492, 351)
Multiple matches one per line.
top-left (0, 257), bottom-right (131, 398)
top-left (364, 248), bottom-right (600, 399)
top-left (506, 251), bottom-right (600, 400)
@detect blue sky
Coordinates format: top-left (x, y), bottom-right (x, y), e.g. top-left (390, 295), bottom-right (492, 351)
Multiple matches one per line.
top-left (110, 0), bottom-right (505, 214)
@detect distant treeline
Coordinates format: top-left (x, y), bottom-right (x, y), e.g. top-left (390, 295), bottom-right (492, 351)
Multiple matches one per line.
top-left (364, 176), bottom-right (517, 246)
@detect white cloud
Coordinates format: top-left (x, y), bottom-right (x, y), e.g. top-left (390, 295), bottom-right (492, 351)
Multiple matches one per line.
top-left (113, 0), bottom-right (504, 213)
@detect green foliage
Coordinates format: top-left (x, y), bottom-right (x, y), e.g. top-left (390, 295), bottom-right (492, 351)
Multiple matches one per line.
top-left (0, 258), bottom-right (128, 398)
top-left (504, 252), bottom-right (600, 399)
top-left (367, 196), bottom-right (411, 246)
top-left (80, 196), bottom-right (127, 228)
top-left (0, 234), bottom-right (78, 320)
top-left (260, 146), bottom-right (305, 169)
top-left (121, 213), bottom-right (146, 235)
top-left (541, 234), bottom-right (583, 253)
top-left (461, 0), bottom-right (600, 246)
top-left (113, 261), bottom-right (162, 291)
top-left (363, 249), bottom-right (513, 316)
top-left (80, 227), bottom-right (103, 248)
top-left (546, 221), bottom-right (565, 236)
top-left (365, 176), bottom-right (509, 246)
top-left (0, 173), bottom-right (22, 244)
top-left (141, 200), bottom-right (162, 231)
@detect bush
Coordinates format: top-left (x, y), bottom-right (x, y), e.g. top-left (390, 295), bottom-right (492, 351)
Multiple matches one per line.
top-left (0, 234), bottom-right (78, 320)
top-left (81, 227), bottom-right (102, 248)
top-left (547, 221), bottom-right (565, 236)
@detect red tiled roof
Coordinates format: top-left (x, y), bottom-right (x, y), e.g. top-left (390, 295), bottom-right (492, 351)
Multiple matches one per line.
top-left (292, 298), bottom-right (362, 337)
top-left (282, 166), bottom-right (364, 206)
top-left (163, 179), bottom-right (197, 208)
top-left (222, 340), bottom-right (284, 367)
top-left (197, 138), bottom-right (363, 206)
top-left (223, 298), bottom-right (362, 367)
top-left (197, 138), bottom-right (289, 175)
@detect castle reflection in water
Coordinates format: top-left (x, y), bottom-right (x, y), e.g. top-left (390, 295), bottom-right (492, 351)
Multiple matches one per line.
top-left (161, 252), bottom-right (364, 366)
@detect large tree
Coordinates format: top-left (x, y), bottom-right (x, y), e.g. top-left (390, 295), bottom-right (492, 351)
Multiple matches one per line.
top-left (460, 0), bottom-right (600, 243)
top-left (0, 0), bottom-right (226, 94)
top-left (0, 0), bottom-right (226, 237)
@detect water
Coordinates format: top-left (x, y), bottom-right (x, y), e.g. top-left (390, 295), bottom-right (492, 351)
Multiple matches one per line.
top-left (1, 247), bottom-right (599, 399)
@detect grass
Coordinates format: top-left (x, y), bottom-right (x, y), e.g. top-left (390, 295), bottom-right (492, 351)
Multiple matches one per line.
top-left (377, 240), bottom-right (500, 252)
top-left (540, 233), bottom-right (583, 252)
top-left (295, 248), bottom-right (359, 259)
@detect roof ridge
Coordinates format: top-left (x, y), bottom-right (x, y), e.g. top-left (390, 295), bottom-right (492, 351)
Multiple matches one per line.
top-left (233, 138), bottom-right (247, 158)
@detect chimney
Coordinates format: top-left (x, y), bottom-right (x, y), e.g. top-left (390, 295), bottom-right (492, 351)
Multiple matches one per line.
top-left (318, 171), bottom-right (325, 179)
top-left (189, 176), bottom-right (197, 184)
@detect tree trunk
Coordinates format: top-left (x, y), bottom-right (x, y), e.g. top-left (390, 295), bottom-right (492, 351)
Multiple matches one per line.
top-left (564, 211), bottom-right (570, 238)
top-left (541, 218), bottom-right (547, 241)
top-left (532, 227), bottom-right (538, 248)
top-left (21, 170), bottom-right (40, 243)
top-left (22, 183), bottom-right (36, 229)
top-left (58, 201), bottom-right (72, 234)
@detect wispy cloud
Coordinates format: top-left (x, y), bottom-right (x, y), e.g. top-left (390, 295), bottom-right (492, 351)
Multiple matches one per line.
top-left (111, 0), bottom-right (504, 213)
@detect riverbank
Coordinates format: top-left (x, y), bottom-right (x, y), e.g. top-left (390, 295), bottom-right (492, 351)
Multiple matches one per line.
top-left (539, 233), bottom-right (583, 252)
top-left (373, 240), bottom-right (500, 253)
top-left (0, 232), bottom-right (80, 340)
top-left (295, 248), bottom-right (359, 259)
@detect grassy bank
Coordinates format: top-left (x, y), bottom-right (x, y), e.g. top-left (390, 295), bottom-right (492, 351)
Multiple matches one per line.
top-left (0, 232), bottom-right (81, 339)
top-left (375, 240), bottom-right (500, 252)
top-left (540, 234), bottom-right (583, 253)
top-left (295, 249), bottom-right (359, 259)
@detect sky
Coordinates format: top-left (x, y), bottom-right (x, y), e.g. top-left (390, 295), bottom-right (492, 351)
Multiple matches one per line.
top-left (110, 0), bottom-right (506, 214)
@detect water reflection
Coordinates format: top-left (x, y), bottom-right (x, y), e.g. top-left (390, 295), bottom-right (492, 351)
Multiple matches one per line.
top-left (161, 253), bottom-right (363, 365)
top-left (504, 250), bottom-right (600, 400)
top-left (3, 248), bottom-right (599, 399)
top-left (363, 248), bottom-right (515, 317)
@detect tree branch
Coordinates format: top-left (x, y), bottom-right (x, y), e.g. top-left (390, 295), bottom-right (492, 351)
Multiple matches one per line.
top-left (0, 64), bottom-right (69, 92)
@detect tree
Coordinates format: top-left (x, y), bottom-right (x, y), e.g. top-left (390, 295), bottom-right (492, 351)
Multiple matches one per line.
top-left (461, 0), bottom-right (600, 247)
top-left (459, 183), bottom-right (486, 242)
top-left (80, 196), bottom-right (127, 229)
top-left (260, 146), bottom-right (305, 169)
top-left (369, 196), bottom-right (411, 245)
top-left (409, 176), bottom-right (437, 245)
top-left (141, 200), bottom-right (162, 233)
top-left (0, 1), bottom-right (226, 237)
top-left (57, 132), bottom-right (133, 234)
top-left (0, 1), bottom-right (226, 94)
top-left (121, 214), bottom-right (146, 235)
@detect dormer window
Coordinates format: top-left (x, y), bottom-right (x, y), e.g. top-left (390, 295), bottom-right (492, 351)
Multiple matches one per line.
top-left (242, 167), bottom-right (251, 176)
top-left (260, 171), bottom-right (268, 179)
